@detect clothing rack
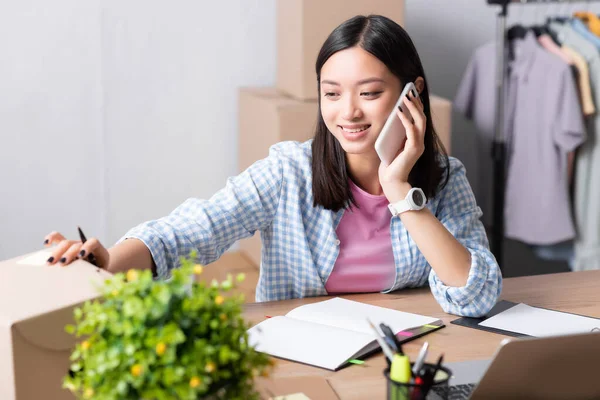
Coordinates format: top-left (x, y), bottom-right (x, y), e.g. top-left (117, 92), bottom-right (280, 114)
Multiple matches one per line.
top-left (485, 0), bottom-right (598, 270)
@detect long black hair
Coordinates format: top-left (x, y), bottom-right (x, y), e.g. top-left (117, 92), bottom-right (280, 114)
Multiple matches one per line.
top-left (311, 15), bottom-right (449, 211)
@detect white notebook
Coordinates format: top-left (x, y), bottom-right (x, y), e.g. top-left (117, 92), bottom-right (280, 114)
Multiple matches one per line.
top-left (479, 303), bottom-right (600, 337)
top-left (247, 297), bottom-right (440, 371)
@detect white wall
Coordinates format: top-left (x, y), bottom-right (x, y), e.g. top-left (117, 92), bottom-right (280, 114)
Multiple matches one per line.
top-left (101, 1), bottom-right (275, 242)
top-left (0, 1), bottom-right (105, 259)
top-left (0, 1), bottom-right (275, 260)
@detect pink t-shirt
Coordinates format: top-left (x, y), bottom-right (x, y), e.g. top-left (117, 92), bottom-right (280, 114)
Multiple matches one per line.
top-left (325, 180), bottom-right (396, 294)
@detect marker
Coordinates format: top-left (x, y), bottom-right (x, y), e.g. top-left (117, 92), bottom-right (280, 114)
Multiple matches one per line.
top-left (412, 342), bottom-right (429, 376)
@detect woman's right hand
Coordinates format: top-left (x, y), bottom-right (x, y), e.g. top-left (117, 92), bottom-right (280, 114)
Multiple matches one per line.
top-left (43, 231), bottom-right (110, 269)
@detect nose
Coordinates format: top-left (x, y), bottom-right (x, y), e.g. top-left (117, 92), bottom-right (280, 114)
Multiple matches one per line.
top-left (341, 96), bottom-right (363, 121)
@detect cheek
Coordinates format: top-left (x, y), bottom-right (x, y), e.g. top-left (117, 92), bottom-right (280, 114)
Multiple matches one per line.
top-left (320, 104), bottom-right (338, 131)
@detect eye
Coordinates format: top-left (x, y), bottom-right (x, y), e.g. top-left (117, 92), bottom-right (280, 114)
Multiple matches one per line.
top-left (360, 91), bottom-right (383, 97)
top-left (323, 92), bottom-right (339, 98)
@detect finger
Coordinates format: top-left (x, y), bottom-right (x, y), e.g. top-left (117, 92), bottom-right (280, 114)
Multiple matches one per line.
top-left (44, 231), bottom-right (67, 246)
top-left (397, 108), bottom-right (418, 145)
top-left (403, 95), bottom-right (424, 124)
top-left (414, 90), bottom-right (424, 110)
top-left (61, 243), bottom-right (83, 266)
top-left (79, 238), bottom-right (109, 268)
top-left (403, 95), bottom-right (426, 139)
top-left (396, 106), bottom-right (414, 131)
top-left (47, 240), bottom-right (79, 265)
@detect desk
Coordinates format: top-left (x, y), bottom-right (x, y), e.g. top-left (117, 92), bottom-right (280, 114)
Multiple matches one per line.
top-left (244, 270), bottom-right (600, 399)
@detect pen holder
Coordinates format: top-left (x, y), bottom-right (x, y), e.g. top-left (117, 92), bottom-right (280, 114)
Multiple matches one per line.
top-left (384, 362), bottom-right (452, 400)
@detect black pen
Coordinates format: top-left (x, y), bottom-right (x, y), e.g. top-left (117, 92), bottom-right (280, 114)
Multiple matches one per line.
top-left (77, 226), bottom-right (98, 266)
top-left (379, 323), bottom-right (403, 354)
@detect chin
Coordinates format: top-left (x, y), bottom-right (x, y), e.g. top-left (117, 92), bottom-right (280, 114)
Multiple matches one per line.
top-left (337, 139), bottom-right (376, 155)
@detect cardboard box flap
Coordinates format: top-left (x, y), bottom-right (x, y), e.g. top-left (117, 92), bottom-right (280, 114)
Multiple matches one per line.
top-left (12, 307), bottom-right (79, 352)
top-left (0, 251), bottom-right (110, 326)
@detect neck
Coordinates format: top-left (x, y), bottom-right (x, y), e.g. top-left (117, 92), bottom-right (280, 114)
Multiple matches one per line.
top-left (346, 152), bottom-right (383, 196)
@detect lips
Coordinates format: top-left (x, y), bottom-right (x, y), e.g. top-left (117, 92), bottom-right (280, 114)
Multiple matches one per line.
top-left (339, 124), bottom-right (371, 141)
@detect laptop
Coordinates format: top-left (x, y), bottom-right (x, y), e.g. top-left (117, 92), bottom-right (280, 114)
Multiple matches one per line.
top-left (435, 331), bottom-right (600, 399)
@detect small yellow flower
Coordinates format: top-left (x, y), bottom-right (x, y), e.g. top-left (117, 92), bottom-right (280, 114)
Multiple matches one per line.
top-left (189, 376), bottom-right (201, 388)
top-left (214, 295), bottom-right (224, 305)
top-left (126, 269), bottom-right (139, 282)
top-left (84, 388), bottom-right (94, 399)
top-left (131, 364), bottom-right (143, 377)
top-left (80, 340), bottom-right (90, 351)
top-left (193, 264), bottom-right (204, 275)
top-left (205, 362), bottom-right (216, 373)
top-left (111, 289), bottom-right (119, 296)
top-left (219, 313), bottom-right (227, 321)
top-left (156, 342), bottom-right (166, 356)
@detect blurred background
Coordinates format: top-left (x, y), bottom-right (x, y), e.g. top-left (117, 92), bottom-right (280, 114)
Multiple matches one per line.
top-left (2, 0), bottom-right (598, 278)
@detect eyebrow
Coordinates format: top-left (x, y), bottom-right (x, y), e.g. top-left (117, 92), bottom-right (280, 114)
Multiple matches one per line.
top-left (321, 78), bottom-right (386, 86)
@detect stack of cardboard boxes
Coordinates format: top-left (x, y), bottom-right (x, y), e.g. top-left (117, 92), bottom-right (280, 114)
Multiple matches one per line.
top-left (238, 0), bottom-right (452, 267)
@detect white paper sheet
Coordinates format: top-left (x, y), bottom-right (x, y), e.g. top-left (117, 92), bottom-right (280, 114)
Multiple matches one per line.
top-left (16, 250), bottom-right (54, 266)
top-left (247, 316), bottom-right (374, 370)
top-left (286, 297), bottom-right (438, 335)
top-left (479, 303), bottom-right (600, 337)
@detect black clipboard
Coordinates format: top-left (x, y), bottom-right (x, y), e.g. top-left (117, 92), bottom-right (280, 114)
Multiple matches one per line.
top-left (450, 300), bottom-right (529, 337)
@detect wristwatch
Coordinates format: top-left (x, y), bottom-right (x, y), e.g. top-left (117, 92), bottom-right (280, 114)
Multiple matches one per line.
top-left (388, 188), bottom-right (427, 216)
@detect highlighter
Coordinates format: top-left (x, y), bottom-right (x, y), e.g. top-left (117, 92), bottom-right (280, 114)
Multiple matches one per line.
top-left (390, 354), bottom-right (411, 400)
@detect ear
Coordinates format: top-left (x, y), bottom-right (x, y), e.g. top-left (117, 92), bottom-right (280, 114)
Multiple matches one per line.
top-left (414, 77), bottom-right (425, 94)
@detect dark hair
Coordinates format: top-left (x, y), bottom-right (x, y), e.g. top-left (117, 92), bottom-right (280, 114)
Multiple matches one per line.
top-left (311, 15), bottom-right (449, 211)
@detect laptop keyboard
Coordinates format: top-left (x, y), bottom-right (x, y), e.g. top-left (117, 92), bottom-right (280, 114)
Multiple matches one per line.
top-left (447, 383), bottom-right (476, 400)
top-left (432, 383), bottom-right (475, 400)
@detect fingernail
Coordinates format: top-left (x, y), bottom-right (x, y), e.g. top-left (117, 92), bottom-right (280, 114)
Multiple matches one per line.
top-left (79, 250), bottom-right (86, 257)
top-left (59, 257), bottom-right (67, 264)
top-left (47, 256), bottom-right (54, 263)
top-left (44, 239), bottom-right (49, 245)
top-left (398, 106), bottom-right (404, 113)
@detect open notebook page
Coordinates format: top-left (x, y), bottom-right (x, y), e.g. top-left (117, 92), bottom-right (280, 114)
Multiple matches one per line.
top-left (247, 316), bottom-right (376, 370)
top-left (479, 303), bottom-right (600, 337)
top-left (285, 297), bottom-right (438, 335)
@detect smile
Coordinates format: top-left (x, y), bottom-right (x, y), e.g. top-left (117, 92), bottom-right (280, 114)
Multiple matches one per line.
top-left (340, 125), bottom-right (371, 133)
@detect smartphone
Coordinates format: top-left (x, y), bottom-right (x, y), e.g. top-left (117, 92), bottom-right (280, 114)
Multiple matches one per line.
top-left (374, 82), bottom-right (417, 165)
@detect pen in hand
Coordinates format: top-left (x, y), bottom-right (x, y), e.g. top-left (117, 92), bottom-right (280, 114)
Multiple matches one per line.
top-left (77, 226), bottom-right (98, 267)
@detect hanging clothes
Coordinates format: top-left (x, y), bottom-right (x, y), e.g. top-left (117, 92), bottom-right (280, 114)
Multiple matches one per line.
top-left (551, 20), bottom-right (600, 270)
top-left (454, 31), bottom-right (586, 247)
top-left (574, 11), bottom-right (600, 37)
top-left (561, 45), bottom-right (596, 117)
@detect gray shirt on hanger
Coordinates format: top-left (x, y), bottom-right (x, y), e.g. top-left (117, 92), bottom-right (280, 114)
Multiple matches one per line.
top-left (551, 21), bottom-right (600, 271)
top-left (454, 31), bottom-right (585, 246)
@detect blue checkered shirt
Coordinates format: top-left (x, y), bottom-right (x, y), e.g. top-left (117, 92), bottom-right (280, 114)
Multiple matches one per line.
top-left (121, 140), bottom-right (502, 317)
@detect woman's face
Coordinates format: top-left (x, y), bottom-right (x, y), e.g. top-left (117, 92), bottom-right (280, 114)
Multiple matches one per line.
top-left (319, 46), bottom-right (402, 158)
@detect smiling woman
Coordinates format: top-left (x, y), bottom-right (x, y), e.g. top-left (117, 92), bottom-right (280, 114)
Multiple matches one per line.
top-left (43, 14), bottom-right (502, 318)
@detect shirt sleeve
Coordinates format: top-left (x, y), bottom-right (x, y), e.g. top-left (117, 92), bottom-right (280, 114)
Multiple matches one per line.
top-left (453, 53), bottom-right (479, 119)
top-left (427, 158), bottom-right (503, 317)
top-left (554, 64), bottom-right (587, 152)
top-left (117, 145), bottom-right (284, 278)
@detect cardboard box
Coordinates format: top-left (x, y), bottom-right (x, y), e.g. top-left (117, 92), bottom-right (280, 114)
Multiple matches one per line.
top-left (237, 90), bottom-right (452, 266)
top-left (277, 0), bottom-right (405, 100)
top-left (256, 375), bottom-right (340, 399)
top-left (430, 95), bottom-right (452, 155)
top-left (199, 252), bottom-right (259, 302)
top-left (0, 250), bottom-right (109, 400)
top-left (238, 87), bottom-right (318, 172)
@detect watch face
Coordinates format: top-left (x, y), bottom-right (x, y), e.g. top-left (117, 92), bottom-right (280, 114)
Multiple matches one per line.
top-left (412, 190), bottom-right (424, 206)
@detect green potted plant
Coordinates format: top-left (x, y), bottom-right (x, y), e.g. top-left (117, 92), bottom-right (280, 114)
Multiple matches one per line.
top-left (63, 252), bottom-right (273, 400)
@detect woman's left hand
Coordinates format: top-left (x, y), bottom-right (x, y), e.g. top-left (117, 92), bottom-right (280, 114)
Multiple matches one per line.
top-left (378, 90), bottom-right (426, 202)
